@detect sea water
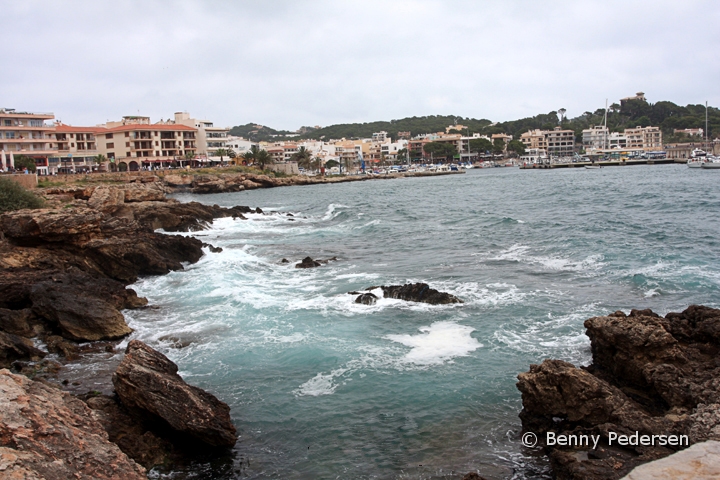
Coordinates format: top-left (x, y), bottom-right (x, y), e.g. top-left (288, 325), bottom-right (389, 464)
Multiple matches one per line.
top-left (120, 165), bottom-right (719, 479)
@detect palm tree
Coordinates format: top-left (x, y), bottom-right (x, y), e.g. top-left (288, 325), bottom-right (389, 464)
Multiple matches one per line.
top-left (183, 151), bottom-right (195, 167)
top-left (227, 149), bottom-right (237, 165)
top-left (255, 149), bottom-right (273, 169)
top-left (291, 146), bottom-right (313, 170)
top-left (243, 145), bottom-right (260, 165)
top-left (214, 148), bottom-right (229, 166)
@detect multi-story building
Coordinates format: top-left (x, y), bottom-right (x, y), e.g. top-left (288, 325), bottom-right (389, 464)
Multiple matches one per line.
top-left (169, 112), bottom-right (228, 157)
top-left (625, 126), bottom-right (662, 151)
top-left (54, 124), bottom-right (105, 173)
top-left (0, 108), bottom-right (56, 173)
top-left (545, 127), bottom-right (575, 157)
top-left (520, 129), bottom-right (548, 151)
top-left (582, 125), bottom-right (609, 151)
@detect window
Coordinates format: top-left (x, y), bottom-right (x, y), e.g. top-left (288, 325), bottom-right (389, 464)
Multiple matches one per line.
top-left (106, 133), bottom-right (113, 139)
top-left (108, 152), bottom-right (115, 159)
top-left (71, 143), bottom-right (75, 147)
top-left (155, 141), bottom-right (159, 146)
top-left (125, 132), bottom-right (129, 137)
top-left (70, 133), bottom-right (74, 138)
top-left (5, 132), bottom-right (15, 139)
top-left (155, 151), bottom-right (160, 156)
top-left (106, 142), bottom-right (114, 148)
top-left (3, 120), bottom-right (10, 126)
top-left (126, 142), bottom-right (130, 147)
top-left (29, 120), bottom-right (43, 127)
top-left (126, 152), bottom-right (131, 157)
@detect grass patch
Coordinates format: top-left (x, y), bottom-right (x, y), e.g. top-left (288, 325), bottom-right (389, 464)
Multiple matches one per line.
top-left (0, 177), bottom-right (46, 212)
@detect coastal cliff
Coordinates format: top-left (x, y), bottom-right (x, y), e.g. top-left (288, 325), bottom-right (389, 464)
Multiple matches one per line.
top-left (518, 306), bottom-right (720, 479)
top-left (0, 183), bottom-right (248, 475)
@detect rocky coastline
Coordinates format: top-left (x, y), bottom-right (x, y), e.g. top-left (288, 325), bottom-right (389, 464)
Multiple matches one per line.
top-left (2, 176), bottom-right (717, 478)
top-left (517, 306), bottom-right (720, 479)
top-left (0, 182), bottom-right (252, 476)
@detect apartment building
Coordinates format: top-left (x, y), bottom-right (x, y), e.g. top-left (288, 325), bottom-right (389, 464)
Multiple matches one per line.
top-left (169, 112), bottom-right (229, 156)
top-left (625, 126), bottom-right (662, 151)
top-left (582, 125), bottom-right (609, 151)
top-left (545, 127), bottom-right (575, 156)
top-left (0, 108), bottom-right (56, 173)
top-left (54, 124), bottom-right (105, 173)
top-left (520, 129), bottom-right (548, 151)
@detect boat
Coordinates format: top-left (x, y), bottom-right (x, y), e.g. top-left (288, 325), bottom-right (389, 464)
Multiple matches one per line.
top-left (701, 158), bottom-right (720, 169)
top-left (688, 148), bottom-right (708, 168)
top-left (585, 165), bottom-right (601, 169)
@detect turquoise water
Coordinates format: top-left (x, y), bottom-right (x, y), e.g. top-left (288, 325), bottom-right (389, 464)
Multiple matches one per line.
top-left (124, 165), bottom-right (720, 479)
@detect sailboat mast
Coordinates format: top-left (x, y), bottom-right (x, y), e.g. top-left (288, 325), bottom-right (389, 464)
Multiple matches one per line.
top-left (604, 98), bottom-right (608, 151)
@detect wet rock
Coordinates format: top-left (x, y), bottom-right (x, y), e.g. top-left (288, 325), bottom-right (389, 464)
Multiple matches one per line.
top-left (281, 258), bottom-right (290, 263)
top-left (202, 242), bottom-right (223, 253)
top-left (296, 256), bottom-right (322, 268)
top-left (462, 473), bottom-right (488, 480)
top-left (31, 283), bottom-right (133, 341)
top-left (11, 358), bottom-right (62, 379)
top-left (255, 207), bottom-right (263, 214)
top-left (380, 283), bottom-right (463, 305)
top-left (517, 305), bottom-right (720, 480)
top-left (0, 331), bottom-right (46, 368)
top-left (0, 369), bottom-right (146, 479)
top-left (355, 293), bottom-right (378, 305)
top-left (84, 393), bottom-right (174, 469)
top-left (113, 340), bottom-right (237, 447)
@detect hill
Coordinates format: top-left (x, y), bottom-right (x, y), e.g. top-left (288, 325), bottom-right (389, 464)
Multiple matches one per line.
top-left (228, 99), bottom-right (719, 143)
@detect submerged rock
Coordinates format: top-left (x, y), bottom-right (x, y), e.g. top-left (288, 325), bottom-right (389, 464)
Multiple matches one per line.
top-left (380, 283), bottom-right (463, 305)
top-left (296, 256), bottom-right (322, 268)
top-left (112, 340), bottom-right (237, 447)
top-left (0, 369), bottom-right (146, 479)
top-left (517, 305), bottom-right (720, 480)
top-left (355, 293), bottom-right (378, 305)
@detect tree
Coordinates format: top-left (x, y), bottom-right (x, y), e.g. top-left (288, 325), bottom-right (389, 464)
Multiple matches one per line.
top-left (291, 146), bottom-right (313, 169)
top-left (93, 154), bottom-right (107, 164)
top-left (214, 148), bottom-right (229, 166)
top-left (469, 138), bottom-right (493, 154)
top-left (423, 141), bottom-right (457, 161)
top-left (325, 159), bottom-right (339, 169)
top-left (507, 140), bottom-right (526, 155)
top-left (396, 148), bottom-right (409, 164)
top-left (184, 151), bottom-right (196, 165)
top-left (243, 145), bottom-right (260, 165)
top-left (227, 149), bottom-right (237, 165)
top-left (13, 155), bottom-right (36, 173)
top-left (255, 149), bottom-right (273, 169)
top-left (492, 138), bottom-right (506, 155)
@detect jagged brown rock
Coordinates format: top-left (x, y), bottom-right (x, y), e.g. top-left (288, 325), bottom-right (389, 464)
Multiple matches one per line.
top-left (0, 369), bottom-right (146, 479)
top-left (518, 306), bottom-right (720, 480)
top-left (113, 340), bottom-right (237, 447)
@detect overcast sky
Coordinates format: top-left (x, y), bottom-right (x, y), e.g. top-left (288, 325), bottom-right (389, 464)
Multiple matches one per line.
top-left (4, 0), bottom-right (719, 131)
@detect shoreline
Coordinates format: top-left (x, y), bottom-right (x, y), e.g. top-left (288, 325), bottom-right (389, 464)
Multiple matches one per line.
top-left (2, 179), bottom-right (718, 478)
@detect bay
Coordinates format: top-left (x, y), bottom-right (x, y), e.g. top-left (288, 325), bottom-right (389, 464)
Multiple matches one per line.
top-left (122, 165), bottom-right (720, 479)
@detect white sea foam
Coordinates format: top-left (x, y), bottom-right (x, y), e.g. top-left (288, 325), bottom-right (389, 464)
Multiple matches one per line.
top-left (485, 244), bottom-right (605, 274)
top-left (294, 368), bottom-right (349, 396)
top-left (385, 321), bottom-right (482, 365)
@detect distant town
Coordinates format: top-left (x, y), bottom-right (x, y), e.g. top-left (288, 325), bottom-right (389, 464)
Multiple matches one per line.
top-left (1, 92), bottom-right (718, 175)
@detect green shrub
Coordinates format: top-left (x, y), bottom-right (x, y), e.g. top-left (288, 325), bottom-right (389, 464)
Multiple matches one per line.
top-left (0, 177), bottom-right (45, 213)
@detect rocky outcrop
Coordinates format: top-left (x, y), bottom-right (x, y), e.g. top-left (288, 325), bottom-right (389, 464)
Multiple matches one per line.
top-left (355, 292), bottom-right (378, 305)
top-left (517, 306), bottom-right (720, 480)
top-left (113, 340), bottom-right (237, 448)
top-left (0, 331), bottom-right (46, 368)
top-left (379, 283), bottom-right (463, 305)
top-left (296, 256), bottom-right (322, 268)
top-left (84, 393), bottom-right (175, 469)
top-left (0, 369), bottom-right (146, 479)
